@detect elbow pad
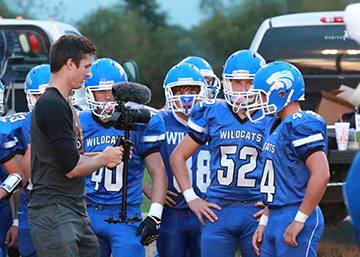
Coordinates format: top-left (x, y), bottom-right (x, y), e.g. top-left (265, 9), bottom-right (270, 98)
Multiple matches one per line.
top-left (0, 173), bottom-right (22, 195)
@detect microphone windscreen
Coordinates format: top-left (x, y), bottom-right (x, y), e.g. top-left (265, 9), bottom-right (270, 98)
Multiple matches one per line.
top-left (112, 82), bottom-right (151, 104)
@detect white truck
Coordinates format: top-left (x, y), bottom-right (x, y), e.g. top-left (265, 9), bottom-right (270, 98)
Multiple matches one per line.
top-left (0, 18), bottom-right (81, 113)
top-left (250, 11), bottom-right (360, 111)
top-left (250, 12), bottom-right (360, 225)
top-left (0, 18), bottom-right (138, 113)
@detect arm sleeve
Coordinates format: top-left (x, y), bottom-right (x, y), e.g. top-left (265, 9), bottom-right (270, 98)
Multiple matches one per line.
top-left (291, 118), bottom-right (327, 160)
top-left (187, 102), bottom-right (210, 145)
top-left (0, 120), bottom-right (27, 163)
top-left (0, 131), bottom-right (22, 163)
top-left (139, 113), bottom-right (166, 159)
top-left (36, 99), bottom-right (80, 173)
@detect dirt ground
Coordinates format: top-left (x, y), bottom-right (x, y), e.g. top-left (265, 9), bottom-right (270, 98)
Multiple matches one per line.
top-left (145, 242), bottom-right (360, 257)
top-left (145, 244), bottom-right (360, 257)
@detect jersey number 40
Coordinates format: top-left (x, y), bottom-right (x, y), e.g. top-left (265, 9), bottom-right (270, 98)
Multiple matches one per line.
top-left (91, 164), bottom-right (124, 192)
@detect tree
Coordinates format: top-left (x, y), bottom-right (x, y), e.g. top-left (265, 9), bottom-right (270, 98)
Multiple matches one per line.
top-left (0, 0), bottom-right (17, 17)
top-left (199, 0), bottom-right (225, 16)
top-left (124, 0), bottom-right (166, 30)
top-left (78, 5), bottom-right (193, 107)
top-left (3, 0), bottom-right (66, 20)
top-left (193, 0), bottom-right (283, 75)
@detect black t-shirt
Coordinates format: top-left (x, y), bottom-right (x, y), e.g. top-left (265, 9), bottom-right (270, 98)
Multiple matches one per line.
top-left (29, 87), bottom-right (85, 215)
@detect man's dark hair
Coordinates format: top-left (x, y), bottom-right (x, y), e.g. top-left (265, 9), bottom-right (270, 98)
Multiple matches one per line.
top-left (49, 35), bottom-right (96, 73)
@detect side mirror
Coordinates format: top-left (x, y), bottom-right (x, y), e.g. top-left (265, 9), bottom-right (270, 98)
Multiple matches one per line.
top-left (121, 59), bottom-right (139, 82)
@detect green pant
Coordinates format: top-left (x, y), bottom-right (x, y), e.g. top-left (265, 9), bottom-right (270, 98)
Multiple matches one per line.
top-left (28, 203), bottom-right (99, 257)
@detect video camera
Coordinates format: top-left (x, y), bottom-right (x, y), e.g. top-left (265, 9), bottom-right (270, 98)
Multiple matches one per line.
top-left (110, 82), bottom-right (152, 130)
top-left (107, 82), bottom-right (152, 224)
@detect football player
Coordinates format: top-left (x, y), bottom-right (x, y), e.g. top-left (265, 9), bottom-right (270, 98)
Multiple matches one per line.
top-left (179, 56), bottom-right (220, 102)
top-left (170, 50), bottom-right (271, 257)
top-left (0, 80), bottom-right (28, 257)
top-left (4, 64), bottom-right (51, 257)
top-left (154, 63), bottom-right (211, 257)
top-left (2, 64), bottom-right (50, 257)
top-left (345, 154), bottom-right (360, 244)
top-left (250, 61), bottom-right (330, 256)
top-left (81, 58), bottom-right (167, 257)
top-left (344, 2), bottom-right (360, 246)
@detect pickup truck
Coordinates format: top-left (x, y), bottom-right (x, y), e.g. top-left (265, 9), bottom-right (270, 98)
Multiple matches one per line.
top-left (250, 11), bottom-right (360, 224)
top-left (0, 18), bottom-right (81, 112)
top-left (0, 18), bottom-right (138, 113)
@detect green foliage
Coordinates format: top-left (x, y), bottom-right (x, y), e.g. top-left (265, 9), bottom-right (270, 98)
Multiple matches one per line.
top-left (0, 0), bottom-right (17, 17)
top-left (3, 0), bottom-right (357, 107)
top-left (124, 0), bottom-right (166, 30)
top-left (285, 0), bottom-right (351, 13)
top-left (78, 4), bottom-right (192, 108)
top-left (192, 0), bottom-right (284, 75)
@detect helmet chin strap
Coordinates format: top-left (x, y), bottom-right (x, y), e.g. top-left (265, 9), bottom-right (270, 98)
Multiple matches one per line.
top-left (171, 109), bottom-right (188, 126)
top-left (283, 89), bottom-right (294, 109)
top-left (232, 105), bottom-right (248, 118)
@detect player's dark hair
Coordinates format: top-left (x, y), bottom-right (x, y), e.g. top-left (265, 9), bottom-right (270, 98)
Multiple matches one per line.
top-left (49, 35), bottom-right (96, 73)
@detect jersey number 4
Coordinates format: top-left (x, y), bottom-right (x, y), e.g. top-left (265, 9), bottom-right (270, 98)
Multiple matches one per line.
top-left (260, 159), bottom-right (275, 202)
top-left (217, 145), bottom-right (276, 201)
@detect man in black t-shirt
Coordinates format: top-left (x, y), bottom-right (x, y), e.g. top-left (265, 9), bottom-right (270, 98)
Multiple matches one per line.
top-left (28, 35), bottom-right (124, 257)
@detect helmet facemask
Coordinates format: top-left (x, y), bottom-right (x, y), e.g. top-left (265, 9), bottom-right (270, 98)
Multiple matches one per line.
top-left (245, 89), bottom-right (277, 122)
top-left (25, 84), bottom-right (48, 112)
top-left (85, 82), bottom-right (116, 120)
top-left (165, 83), bottom-right (204, 116)
top-left (0, 86), bottom-right (4, 115)
top-left (223, 73), bottom-right (258, 113)
top-left (201, 70), bottom-right (220, 102)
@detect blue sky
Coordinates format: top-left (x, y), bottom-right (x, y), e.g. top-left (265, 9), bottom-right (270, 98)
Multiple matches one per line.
top-left (14, 0), bottom-right (205, 29)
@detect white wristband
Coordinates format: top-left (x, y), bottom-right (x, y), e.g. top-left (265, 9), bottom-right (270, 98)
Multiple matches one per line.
top-left (148, 202), bottom-right (163, 219)
top-left (183, 188), bottom-right (199, 203)
top-left (12, 219), bottom-right (19, 227)
top-left (259, 215), bottom-right (268, 226)
top-left (294, 211), bottom-right (308, 223)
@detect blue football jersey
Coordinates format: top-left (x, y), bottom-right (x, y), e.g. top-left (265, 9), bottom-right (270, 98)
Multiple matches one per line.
top-left (158, 109), bottom-right (211, 209)
top-left (80, 110), bottom-right (165, 207)
top-left (6, 112), bottom-right (31, 144)
top-left (188, 99), bottom-right (272, 202)
top-left (0, 163), bottom-right (9, 201)
top-left (0, 115), bottom-right (27, 163)
top-left (259, 111), bottom-right (327, 207)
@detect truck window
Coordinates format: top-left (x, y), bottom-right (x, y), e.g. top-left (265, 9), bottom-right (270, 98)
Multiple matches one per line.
top-left (1, 28), bottom-right (49, 84)
top-left (0, 26), bottom-right (50, 113)
top-left (257, 25), bottom-right (360, 110)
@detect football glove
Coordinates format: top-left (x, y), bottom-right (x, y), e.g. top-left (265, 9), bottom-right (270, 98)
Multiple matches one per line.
top-left (135, 215), bottom-right (161, 246)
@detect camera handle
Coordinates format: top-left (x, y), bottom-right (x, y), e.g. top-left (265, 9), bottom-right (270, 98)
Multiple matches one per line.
top-left (104, 129), bottom-right (139, 224)
top-left (120, 129), bottom-right (131, 223)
